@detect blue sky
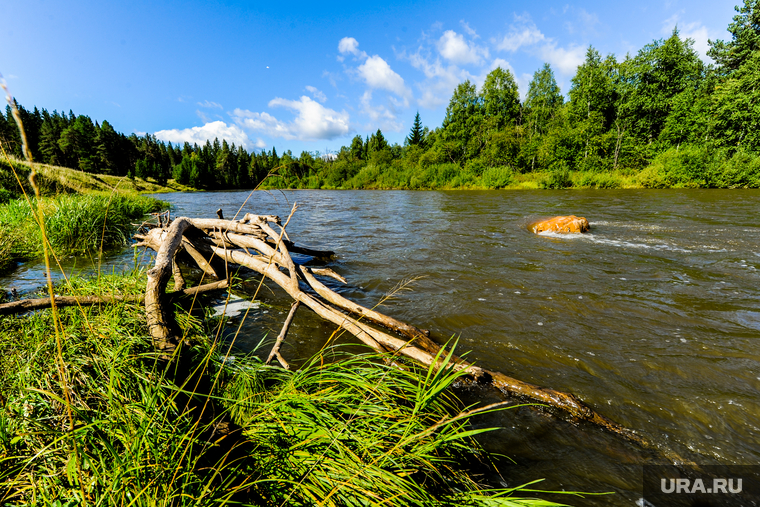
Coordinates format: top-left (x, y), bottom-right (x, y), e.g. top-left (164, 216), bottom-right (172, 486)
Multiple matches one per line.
top-left (1, 0), bottom-right (738, 155)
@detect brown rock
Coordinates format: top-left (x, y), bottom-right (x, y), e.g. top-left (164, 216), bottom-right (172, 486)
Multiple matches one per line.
top-left (531, 215), bottom-right (590, 234)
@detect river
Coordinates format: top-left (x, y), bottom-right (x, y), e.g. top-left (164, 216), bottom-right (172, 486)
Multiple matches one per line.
top-left (3, 189), bottom-right (759, 505)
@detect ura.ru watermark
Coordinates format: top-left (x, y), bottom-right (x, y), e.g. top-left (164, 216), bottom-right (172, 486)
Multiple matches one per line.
top-left (660, 477), bottom-right (742, 494)
top-left (643, 465), bottom-right (760, 506)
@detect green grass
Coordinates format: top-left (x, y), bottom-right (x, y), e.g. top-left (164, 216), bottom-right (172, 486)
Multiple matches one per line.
top-left (0, 193), bottom-right (164, 273)
top-left (0, 156), bottom-right (194, 200)
top-left (0, 271), bottom-right (580, 506)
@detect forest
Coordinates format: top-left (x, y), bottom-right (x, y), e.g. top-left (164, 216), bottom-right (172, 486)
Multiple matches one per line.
top-left (2, 1), bottom-right (760, 190)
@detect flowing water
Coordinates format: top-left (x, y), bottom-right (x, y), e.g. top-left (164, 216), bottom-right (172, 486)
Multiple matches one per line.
top-left (3, 189), bottom-right (759, 504)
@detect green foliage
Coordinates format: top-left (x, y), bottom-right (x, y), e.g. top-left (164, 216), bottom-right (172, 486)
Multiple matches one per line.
top-left (407, 111), bottom-right (425, 147)
top-left (539, 164), bottom-right (573, 189)
top-left (0, 272), bottom-right (576, 506)
top-left (480, 67), bottom-right (521, 127)
top-left (712, 50), bottom-right (760, 151)
top-left (0, 194), bottom-right (163, 271)
top-left (708, 0), bottom-right (760, 72)
top-left (638, 145), bottom-right (760, 188)
top-left (481, 166), bottom-right (514, 188)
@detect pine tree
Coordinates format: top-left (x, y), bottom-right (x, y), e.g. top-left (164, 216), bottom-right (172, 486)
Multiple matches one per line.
top-left (406, 112), bottom-right (424, 147)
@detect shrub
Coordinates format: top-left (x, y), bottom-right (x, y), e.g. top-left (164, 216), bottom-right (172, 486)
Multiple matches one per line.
top-left (540, 163), bottom-right (572, 189)
top-left (481, 166), bottom-right (513, 188)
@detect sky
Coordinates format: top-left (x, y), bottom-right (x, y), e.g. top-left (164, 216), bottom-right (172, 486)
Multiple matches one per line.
top-left (1, 0), bottom-right (739, 155)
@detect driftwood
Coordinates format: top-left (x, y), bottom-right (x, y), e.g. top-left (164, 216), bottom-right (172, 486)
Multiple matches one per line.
top-left (0, 280), bottom-right (229, 316)
top-left (133, 208), bottom-right (652, 448)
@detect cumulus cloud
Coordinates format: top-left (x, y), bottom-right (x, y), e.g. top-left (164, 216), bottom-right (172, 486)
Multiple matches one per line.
top-left (338, 37), bottom-right (367, 60)
top-left (538, 42), bottom-right (586, 75)
top-left (495, 21), bottom-right (545, 52)
top-left (305, 85), bottom-right (327, 103)
top-left (437, 30), bottom-right (488, 65)
top-left (197, 100), bottom-right (223, 109)
top-left (403, 46), bottom-right (475, 109)
top-left (357, 55), bottom-right (410, 99)
top-left (662, 14), bottom-right (714, 61)
top-left (155, 121), bottom-right (251, 148)
top-left (494, 14), bottom-right (584, 75)
top-left (232, 96), bottom-right (350, 141)
top-left (359, 91), bottom-right (403, 132)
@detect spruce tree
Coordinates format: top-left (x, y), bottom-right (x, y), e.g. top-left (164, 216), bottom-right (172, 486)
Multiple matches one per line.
top-left (407, 112), bottom-right (424, 147)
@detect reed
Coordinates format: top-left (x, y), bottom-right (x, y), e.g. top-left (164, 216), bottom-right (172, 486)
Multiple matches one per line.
top-left (0, 271), bottom-right (580, 506)
top-left (0, 193), bottom-right (163, 273)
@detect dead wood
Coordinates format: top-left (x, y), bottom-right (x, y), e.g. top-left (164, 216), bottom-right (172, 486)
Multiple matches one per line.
top-left (310, 267), bottom-right (347, 284)
top-left (0, 280), bottom-right (229, 316)
top-left (172, 259), bottom-right (185, 292)
top-left (181, 238), bottom-right (220, 279)
top-left (145, 218), bottom-right (193, 351)
top-left (136, 210), bottom-right (655, 450)
top-left (266, 301), bottom-right (299, 369)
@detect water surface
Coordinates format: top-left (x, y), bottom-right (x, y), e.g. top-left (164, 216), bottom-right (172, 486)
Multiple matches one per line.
top-left (4, 189), bottom-right (759, 504)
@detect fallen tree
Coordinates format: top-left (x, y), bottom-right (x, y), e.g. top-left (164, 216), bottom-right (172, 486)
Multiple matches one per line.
top-left (0, 280), bottom-right (229, 315)
top-left (132, 205), bottom-right (653, 449)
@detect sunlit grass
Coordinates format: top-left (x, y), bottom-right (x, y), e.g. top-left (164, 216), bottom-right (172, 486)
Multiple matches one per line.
top-left (0, 193), bottom-right (164, 272)
top-left (0, 272), bottom-right (579, 506)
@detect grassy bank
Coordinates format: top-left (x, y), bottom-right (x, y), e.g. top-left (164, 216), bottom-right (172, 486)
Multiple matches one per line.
top-left (0, 193), bottom-right (164, 273)
top-left (0, 157), bottom-right (193, 203)
top-left (258, 145), bottom-right (760, 191)
top-left (0, 271), bottom-right (577, 505)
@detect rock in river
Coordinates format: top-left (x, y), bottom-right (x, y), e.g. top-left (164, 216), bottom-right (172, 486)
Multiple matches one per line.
top-left (531, 215), bottom-right (590, 234)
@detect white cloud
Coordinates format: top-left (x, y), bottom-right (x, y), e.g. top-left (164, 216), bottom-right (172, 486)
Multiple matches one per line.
top-left (564, 8), bottom-right (600, 36)
top-left (155, 121), bottom-right (251, 148)
top-left (338, 37), bottom-right (367, 59)
top-left (538, 42), bottom-right (586, 75)
top-left (197, 100), bottom-right (223, 109)
top-left (232, 96), bottom-right (350, 141)
top-left (357, 55), bottom-right (410, 99)
top-left (401, 44), bottom-right (475, 109)
top-left (495, 22), bottom-right (545, 52)
top-left (196, 109), bottom-right (212, 123)
top-left (305, 85), bottom-right (327, 103)
top-left (437, 30), bottom-right (488, 65)
top-left (359, 91), bottom-right (403, 132)
top-left (254, 138), bottom-right (267, 149)
top-left (494, 14), bottom-right (584, 75)
top-left (460, 20), bottom-right (479, 39)
top-left (662, 14), bottom-right (714, 61)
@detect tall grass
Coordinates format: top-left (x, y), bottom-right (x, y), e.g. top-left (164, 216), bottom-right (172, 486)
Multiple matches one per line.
top-left (0, 193), bottom-right (164, 272)
top-left (0, 272), bottom-right (578, 506)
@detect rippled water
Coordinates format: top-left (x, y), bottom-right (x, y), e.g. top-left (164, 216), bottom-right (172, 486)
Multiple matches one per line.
top-left (3, 189), bottom-right (759, 504)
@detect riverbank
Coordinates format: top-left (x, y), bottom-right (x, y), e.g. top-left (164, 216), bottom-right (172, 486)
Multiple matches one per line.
top-left (259, 147), bottom-right (760, 191)
top-left (0, 157), bottom-right (193, 201)
top-left (0, 270), bottom-right (576, 505)
top-left (0, 193), bottom-right (164, 274)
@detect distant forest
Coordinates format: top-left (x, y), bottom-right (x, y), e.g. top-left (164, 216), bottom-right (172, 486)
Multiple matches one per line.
top-left (2, 1), bottom-right (760, 189)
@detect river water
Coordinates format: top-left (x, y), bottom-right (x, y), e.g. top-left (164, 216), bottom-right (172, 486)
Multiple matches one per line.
top-left (3, 189), bottom-right (759, 504)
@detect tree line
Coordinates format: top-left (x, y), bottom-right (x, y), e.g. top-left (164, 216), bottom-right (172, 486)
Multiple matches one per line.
top-left (2, 0), bottom-right (760, 190)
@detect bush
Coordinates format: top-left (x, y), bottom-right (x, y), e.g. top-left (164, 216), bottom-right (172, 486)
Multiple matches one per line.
top-left (481, 166), bottom-right (513, 188)
top-left (707, 149), bottom-right (760, 188)
top-left (640, 145), bottom-right (713, 188)
top-left (576, 171), bottom-right (622, 189)
top-left (540, 163), bottom-right (572, 189)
